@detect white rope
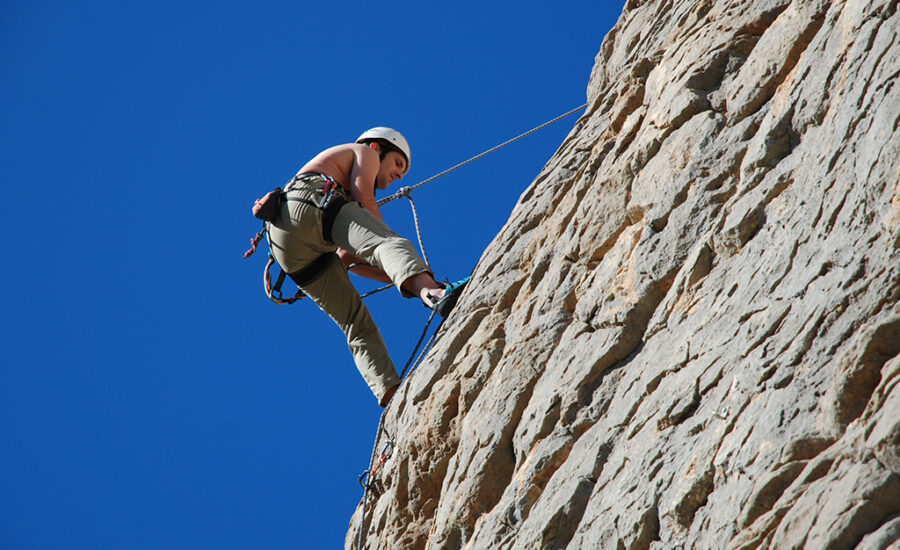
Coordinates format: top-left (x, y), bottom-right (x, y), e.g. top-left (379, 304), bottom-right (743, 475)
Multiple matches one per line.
top-left (406, 195), bottom-right (430, 268)
top-left (377, 103), bottom-right (587, 207)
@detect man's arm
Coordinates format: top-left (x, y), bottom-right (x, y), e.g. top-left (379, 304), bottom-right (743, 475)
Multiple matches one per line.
top-left (337, 248), bottom-right (392, 284)
top-left (348, 145), bottom-right (384, 220)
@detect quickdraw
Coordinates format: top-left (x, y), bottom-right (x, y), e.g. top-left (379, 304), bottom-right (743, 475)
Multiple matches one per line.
top-left (358, 437), bottom-right (395, 490)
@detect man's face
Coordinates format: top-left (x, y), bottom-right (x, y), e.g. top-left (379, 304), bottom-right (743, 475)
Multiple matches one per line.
top-left (375, 151), bottom-right (408, 190)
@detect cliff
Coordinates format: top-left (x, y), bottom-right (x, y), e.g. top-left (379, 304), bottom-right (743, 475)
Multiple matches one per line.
top-left (349, 0), bottom-right (900, 548)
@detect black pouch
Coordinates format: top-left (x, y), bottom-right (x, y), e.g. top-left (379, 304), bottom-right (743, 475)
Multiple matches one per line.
top-left (252, 187), bottom-right (284, 222)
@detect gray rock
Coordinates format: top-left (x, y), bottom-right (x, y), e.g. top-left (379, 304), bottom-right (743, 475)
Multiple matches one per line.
top-left (348, 0), bottom-right (900, 548)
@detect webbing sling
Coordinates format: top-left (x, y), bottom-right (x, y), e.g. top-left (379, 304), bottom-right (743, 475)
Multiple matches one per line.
top-left (287, 251), bottom-right (338, 288)
top-left (321, 194), bottom-right (349, 243)
top-left (265, 250), bottom-right (339, 305)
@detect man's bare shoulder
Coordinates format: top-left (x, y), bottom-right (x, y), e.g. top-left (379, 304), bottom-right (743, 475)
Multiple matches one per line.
top-left (298, 143), bottom-right (375, 186)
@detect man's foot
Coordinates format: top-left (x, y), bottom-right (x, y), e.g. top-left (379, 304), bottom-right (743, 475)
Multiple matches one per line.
top-left (380, 384), bottom-right (399, 407)
top-left (427, 276), bottom-right (470, 317)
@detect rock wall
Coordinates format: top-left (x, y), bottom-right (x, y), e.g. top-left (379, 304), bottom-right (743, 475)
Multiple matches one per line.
top-left (348, 0), bottom-right (900, 548)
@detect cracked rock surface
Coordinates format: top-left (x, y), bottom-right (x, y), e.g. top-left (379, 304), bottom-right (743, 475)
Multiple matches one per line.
top-left (348, 0), bottom-right (900, 548)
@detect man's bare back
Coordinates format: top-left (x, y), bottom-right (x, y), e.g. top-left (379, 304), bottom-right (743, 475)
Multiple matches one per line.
top-left (298, 144), bottom-right (360, 189)
top-left (299, 143), bottom-right (389, 217)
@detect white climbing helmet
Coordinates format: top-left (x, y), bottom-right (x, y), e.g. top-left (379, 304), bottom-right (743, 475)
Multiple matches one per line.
top-left (356, 127), bottom-right (411, 174)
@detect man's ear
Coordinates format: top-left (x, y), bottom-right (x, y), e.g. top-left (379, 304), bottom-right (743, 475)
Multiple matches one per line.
top-left (368, 142), bottom-right (381, 153)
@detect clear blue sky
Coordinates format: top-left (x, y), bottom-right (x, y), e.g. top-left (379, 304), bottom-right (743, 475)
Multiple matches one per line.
top-left (1, 2), bottom-right (623, 548)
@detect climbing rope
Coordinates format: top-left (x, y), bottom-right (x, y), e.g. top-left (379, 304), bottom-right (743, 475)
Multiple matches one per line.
top-left (405, 193), bottom-right (430, 268)
top-left (398, 310), bottom-right (439, 380)
top-left (356, 440), bottom-right (385, 548)
top-left (377, 103), bottom-right (588, 207)
top-left (357, 418), bottom-right (391, 550)
top-left (359, 283), bottom-right (393, 300)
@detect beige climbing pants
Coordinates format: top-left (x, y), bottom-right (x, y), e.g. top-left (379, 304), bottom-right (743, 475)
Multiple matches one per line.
top-left (266, 173), bottom-right (431, 403)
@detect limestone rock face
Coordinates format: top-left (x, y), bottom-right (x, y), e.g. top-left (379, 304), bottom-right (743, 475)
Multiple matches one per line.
top-left (348, 0), bottom-right (900, 548)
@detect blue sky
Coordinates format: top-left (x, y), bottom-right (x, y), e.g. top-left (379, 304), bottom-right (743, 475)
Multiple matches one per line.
top-left (1, 2), bottom-right (623, 548)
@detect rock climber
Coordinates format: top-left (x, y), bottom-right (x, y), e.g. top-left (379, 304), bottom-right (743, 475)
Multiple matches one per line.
top-left (265, 127), bottom-right (469, 407)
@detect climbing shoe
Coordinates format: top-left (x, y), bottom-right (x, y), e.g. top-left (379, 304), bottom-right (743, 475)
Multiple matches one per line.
top-left (428, 276), bottom-right (471, 318)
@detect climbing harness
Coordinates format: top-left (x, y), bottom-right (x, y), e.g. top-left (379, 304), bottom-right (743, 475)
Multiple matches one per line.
top-left (263, 251), bottom-right (342, 304)
top-left (263, 255), bottom-right (304, 304)
top-left (244, 173), bottom-right (351, 304)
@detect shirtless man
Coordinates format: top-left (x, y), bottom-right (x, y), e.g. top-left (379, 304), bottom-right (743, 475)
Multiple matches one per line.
top-left (266, 127), bottom-right (468, 406)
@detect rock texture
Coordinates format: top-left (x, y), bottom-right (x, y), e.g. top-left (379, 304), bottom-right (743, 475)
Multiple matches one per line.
top-left (348, 0), bottom-right (900, 548)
